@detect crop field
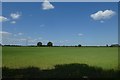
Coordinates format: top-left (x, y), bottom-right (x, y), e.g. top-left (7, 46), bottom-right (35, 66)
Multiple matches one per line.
top-left (2, 47), bottom-right (118, 70)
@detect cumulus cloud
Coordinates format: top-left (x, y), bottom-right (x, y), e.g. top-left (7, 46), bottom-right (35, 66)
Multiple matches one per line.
top-left (90, 10), bottom-right (116, 21)
top-left (10, 21), bottom-right (16, 24)
top-left (10, 12), bottom-right (21, 19)
top-left (42, 0), bottom-right (54, 10)
top-left (0, 16), bottom-right (9, 22)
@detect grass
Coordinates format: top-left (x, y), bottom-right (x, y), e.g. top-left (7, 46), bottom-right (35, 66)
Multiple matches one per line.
top-left (2, 47), bottom-right (118, 70)
top-left (3, 64), bottom-right (119, 79)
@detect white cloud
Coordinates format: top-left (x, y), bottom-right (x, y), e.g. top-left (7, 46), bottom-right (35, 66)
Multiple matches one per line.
top-left (59, 40), bottom-right (70, 44)
top-left (90, 10), bottom-right (116, 20)
top-left (59, 41), bottom-right (64, 43)
top-left (10, 12), bottom-right (21, 19)
top-left (42, 0), bottom-right (54, 10)
top-left (78, 33), bottom-right (83, 36)
top-left (10, 21), bottom-right (16, 24)
top-left (0, 16), bottom-right (9, 22)
top-left (0, 31), bottom-right (12, 37)
top-left (18, 32), bottom-right (23, 35)
top-left (100, 20), bottom-right (104, 23)
top-left (2, 38), bottom-right (27, 45)
top-left (13, 32), bottom-right (23, 37)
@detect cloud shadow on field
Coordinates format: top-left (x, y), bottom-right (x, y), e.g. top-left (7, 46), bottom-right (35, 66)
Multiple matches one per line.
top-left (2, 63), bottom-right (120, 80)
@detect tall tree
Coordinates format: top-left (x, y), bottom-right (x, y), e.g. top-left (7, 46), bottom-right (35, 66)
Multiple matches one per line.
top-left (37, 42), bottom-right (42, 47)
top-left (78, 44), bottom-right (82, 47)
top-left (47, 42), bottom-right (53, 47)
top-left (106, 44), bottom-right (109, 47)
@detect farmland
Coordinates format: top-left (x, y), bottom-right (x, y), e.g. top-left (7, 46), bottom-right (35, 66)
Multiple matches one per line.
top-left (2, 47), bottom-right (118, 70)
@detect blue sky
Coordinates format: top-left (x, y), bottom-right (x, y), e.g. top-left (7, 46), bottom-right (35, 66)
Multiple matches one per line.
top-left (1, 2), bottom-right (118, 46)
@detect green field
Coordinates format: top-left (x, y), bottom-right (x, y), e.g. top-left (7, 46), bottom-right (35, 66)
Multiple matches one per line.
top-left (2, 47), bottom-right (118, 70)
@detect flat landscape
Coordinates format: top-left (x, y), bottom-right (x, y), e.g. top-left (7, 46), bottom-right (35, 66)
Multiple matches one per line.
top-left (2, 47), bottom-right (118, 70)
top-left (2, 2), bottom-right (119, 79)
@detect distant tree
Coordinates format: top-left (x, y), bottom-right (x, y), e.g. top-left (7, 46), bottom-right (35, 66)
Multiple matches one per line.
top-left (110, 44), bottom-right (119, 47)
top-left (47, 42), bottom-right (53, 47)
top-left (106, 44), bottom-right (109, 47)
top-left (78, 44), bottom-right (82, 47)
top-left (37, 42), bottom-right (42, 47)
top-left (75, 45), bottom-right (78, 47)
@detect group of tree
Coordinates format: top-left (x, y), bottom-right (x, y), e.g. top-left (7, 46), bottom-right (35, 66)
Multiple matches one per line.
top-left (109, 44), bottom-right (120, 47)
top-left (37, 42), bottom-right (120, 47)
top-left (37, 42), bottom-right (53, 47)
top-left (1, 42), bottom-right (120, 47)
top-left (37, 42), bottom-right (82, 47)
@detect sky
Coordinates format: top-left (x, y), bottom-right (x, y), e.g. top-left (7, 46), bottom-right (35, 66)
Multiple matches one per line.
top-left (0, 2), bottom-right (118, 46)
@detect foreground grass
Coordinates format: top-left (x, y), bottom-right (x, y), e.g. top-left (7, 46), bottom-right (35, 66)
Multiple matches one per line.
top-left (2, 63), bottom-right (119, 79)
top-left (2, 47), bottom-right (118, 70)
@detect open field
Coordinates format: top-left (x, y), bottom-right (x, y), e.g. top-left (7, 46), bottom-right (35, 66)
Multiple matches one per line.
top-left (2, 47), bottom-right (118, 70)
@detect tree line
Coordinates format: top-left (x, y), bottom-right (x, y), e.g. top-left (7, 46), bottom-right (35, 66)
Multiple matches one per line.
top-left (36, 42), bottom-right (119, 47)
top-left (37, 42), bottom-right (82, 47)
top-left (1, 42), bottom-right (120, 47)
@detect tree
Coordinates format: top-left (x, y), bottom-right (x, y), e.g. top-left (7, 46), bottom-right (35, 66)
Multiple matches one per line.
top-left (37, 42), bottom-right (42, 47)
top-left (106, 44), bottom-right (109, 47)
top-left (47, 42), bottom-right (53, 47)
top-left (78, 44), bottom-right (82, 47)
top-left (110, 44), bottom-right (119, 47)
